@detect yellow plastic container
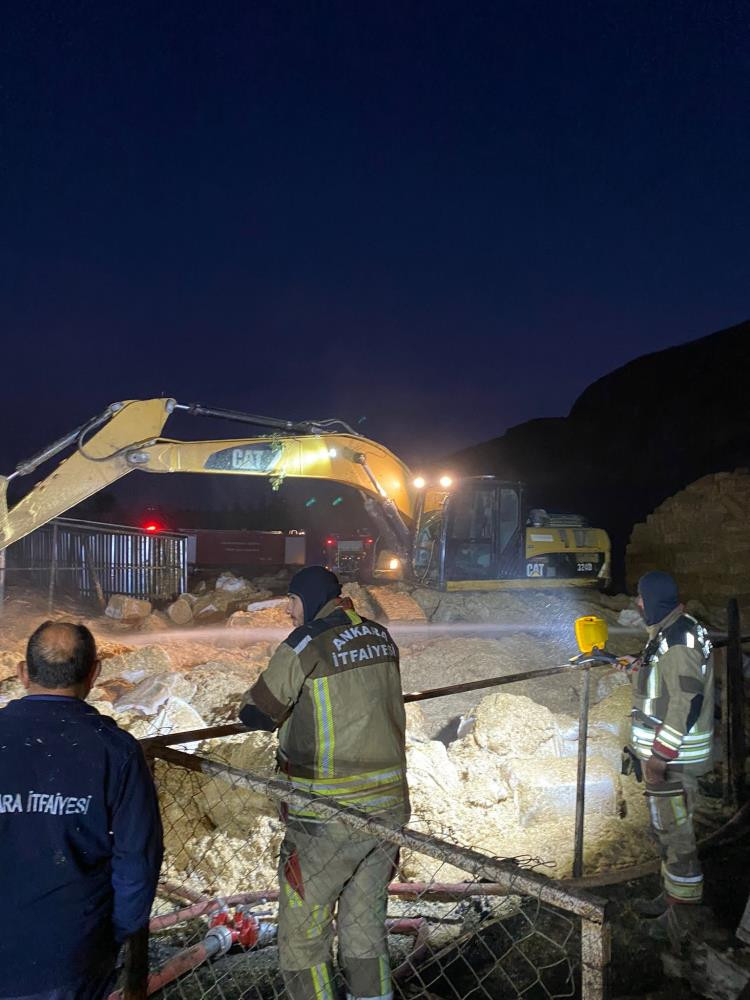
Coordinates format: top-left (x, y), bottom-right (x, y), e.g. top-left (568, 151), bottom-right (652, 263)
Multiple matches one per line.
top-left (574, 615), bottom-right (608, 654)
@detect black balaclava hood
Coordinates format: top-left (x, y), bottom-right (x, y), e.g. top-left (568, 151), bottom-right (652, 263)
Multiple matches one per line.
top-left (289, 566), bottom-right (342, 624)
top-left (638, 571), bottom-right (680, 626)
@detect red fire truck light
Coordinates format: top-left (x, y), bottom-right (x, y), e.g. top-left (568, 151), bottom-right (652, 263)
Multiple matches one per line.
top-left (366, 538), bottom-right (373, 545)
top-left (326, 538), bottom-right (334, 546)
top-left (144, 523), bottom-right (159, 533)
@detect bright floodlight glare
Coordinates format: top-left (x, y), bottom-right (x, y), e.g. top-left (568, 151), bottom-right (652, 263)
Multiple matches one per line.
top-left (413, 476), bottom-right (426, 489)
top-left (439, 475), bottom-right (453, 488)
top-left (388, 557), bottom-right (400, 571)
top-left (328, 448), bottom-right (337, 458)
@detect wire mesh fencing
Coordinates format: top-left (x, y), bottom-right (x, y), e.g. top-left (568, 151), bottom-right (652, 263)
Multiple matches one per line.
top-left (134, 732), bottom-right (610, 1000)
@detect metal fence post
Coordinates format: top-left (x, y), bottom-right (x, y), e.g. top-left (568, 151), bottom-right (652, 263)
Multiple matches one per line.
top-left (726, 598), bottom-right (746, 807)
top-left (0, 547), bottom-right (5, 611)
top-left (581, 915), bottom-right (610, 999)
top-left (83, 537), bottom-right (106, 611)
top-left (573, 665), bottom-right (591, 878)
top-left (47, 522), bottom-right (59, 613)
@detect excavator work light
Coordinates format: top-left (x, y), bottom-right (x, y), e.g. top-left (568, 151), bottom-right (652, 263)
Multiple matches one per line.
top-left (388, 557), bottom-right (400, 571)
top-left (413, 476), bottom-right (426, 489)
top-left (439, 475), bottom-right (453, 488)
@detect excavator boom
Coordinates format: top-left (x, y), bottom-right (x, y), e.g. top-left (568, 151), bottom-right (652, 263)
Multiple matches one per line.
top-left (1, 396), bottom-right (611, 592)
top-left (0, 398), bottom-right (415, 552)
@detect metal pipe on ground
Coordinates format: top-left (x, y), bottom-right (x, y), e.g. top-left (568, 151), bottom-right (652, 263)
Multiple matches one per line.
top-left (151, 882), bottom-right (514, 932)
top-left (150, 744), bottom-right (607, 923)
top-left (116, 913), bottom-right (423, 999)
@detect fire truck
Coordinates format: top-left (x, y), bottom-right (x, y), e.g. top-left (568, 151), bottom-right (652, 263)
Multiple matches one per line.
top-left (323, 532), bottom-right (376, 581)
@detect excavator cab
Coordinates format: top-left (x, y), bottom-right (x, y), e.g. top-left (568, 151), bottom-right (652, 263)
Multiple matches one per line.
top-left (412, 478), bottom-right (524, 588)
top-left (411, 477), bottom-right (610, 590)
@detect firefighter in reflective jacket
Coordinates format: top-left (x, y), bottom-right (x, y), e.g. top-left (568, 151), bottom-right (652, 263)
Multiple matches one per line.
top-left (627, 571), bottom-right (713, 938)
top-left (239, 566), bottom-right (409, 1000)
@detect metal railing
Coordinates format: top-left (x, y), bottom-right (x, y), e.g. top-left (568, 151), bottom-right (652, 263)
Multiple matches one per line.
top-left (3, 517), bottom-right (187, 608)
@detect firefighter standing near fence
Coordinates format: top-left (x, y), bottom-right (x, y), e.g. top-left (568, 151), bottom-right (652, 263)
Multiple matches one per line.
top-left (624, 571), bottom-right (714, 944)
top-left (239, 566), bottom-right (409, 1000)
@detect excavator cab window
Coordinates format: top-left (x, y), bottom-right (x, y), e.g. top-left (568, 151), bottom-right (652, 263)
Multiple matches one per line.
top-left (442, 482), bottom-right (522, 583)
top-left (412, 492), bottom-right (446, 586)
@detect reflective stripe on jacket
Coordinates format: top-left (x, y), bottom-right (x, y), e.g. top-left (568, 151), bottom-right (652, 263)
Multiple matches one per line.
top-left (631, 608), bottom-right (713, 772)
top-left (243, 598), bottom-right (409, 822)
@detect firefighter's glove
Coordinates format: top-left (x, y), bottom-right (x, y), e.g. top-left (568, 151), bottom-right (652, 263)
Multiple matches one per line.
top-left (644, 753), bottom-right (669, 786)
top-left (616, 655), bottom-right (640, 673)
top-left (621, 746), bottom-right (643, 782)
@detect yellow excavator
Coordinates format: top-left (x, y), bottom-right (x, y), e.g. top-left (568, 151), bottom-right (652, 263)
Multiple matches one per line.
top-left (0, 398), bottom-right (610, 592)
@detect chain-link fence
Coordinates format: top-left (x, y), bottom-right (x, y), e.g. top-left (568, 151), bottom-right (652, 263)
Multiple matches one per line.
top-left (129, 733), bottom-right (610, 1000)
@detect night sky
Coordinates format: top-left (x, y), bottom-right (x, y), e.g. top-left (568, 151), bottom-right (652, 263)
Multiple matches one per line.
top-left (3, 1), bottom-right (749, 487)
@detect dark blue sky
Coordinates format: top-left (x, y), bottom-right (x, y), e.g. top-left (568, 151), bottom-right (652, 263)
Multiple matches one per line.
top-left (2, 0), bottom-right (749, 476)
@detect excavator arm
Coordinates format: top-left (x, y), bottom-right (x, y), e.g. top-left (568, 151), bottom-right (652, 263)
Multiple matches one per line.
top-left (0, 398), bottom-right (416, 552)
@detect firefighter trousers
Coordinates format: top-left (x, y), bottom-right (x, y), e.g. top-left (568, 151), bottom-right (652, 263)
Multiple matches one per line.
top-left (278, 820), bottom-right (398, 1000)
top-left (645, 769), bottom-right (702, 904)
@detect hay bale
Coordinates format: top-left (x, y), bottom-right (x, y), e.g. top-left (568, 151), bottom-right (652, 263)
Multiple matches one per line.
top-left (113, 672), bottom-right (196, 715)
top-left (105, 595), bottom-right (152, 621)
top-left (404, 703), bottom-right (431, 741)
top-left (507, 755), bottom-right (619, 827)
top-left (186, 661), bottom-right (261, 724)
top-left (123, 698), bottom-right (206, 750)
top-left (471, 692), bottom-right (562, 759)
top-left (199, 732), bottom-right (279, 833)
top-left (98, 645), bottom-right (173, 682)
top-left (0, 651), bottom-right (19, 683)
top-left (626, 470), bottom-right (750, 623)
top-left (167, 596), bottom-right (195, 625)
top-left (227, 605), bottom-right (290, 629)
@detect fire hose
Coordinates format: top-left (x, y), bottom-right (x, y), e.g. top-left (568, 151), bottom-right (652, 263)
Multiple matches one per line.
top-left (108, 902), bottom-right (427, 999)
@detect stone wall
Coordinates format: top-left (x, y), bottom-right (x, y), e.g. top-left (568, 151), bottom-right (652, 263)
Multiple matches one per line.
top-left (626, 470), bottom-right (750, 624)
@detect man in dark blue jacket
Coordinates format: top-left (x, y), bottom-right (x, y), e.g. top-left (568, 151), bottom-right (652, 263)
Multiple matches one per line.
top-left (0, 621), bottom-right (163, 1000)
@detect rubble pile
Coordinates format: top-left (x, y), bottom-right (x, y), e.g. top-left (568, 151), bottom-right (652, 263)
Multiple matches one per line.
top-left (167, 572), bottom-right (274, 625)
top-left (0, 581), bottom-right (660, 899)
top-left (627, 469), bottom-right (750, 624)
top-left (149, 678), bottom-right (652, 894)
top-left (100, 572), bottom-right (287, 631)
top-left (155, 732), bottom-right (285, 896)
top-left (227, 603), bottom-right (290, 629)
top-left (409, 585), bottom-right (619, 628)
top-left (398, 686), bottom-right (651, 884)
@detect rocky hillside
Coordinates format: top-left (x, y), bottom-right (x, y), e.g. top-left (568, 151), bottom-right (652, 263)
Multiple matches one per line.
top-left (450, 319), bottom-right (750, 583)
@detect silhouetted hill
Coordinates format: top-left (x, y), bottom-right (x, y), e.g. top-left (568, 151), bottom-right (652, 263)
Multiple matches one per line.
top-left (450, 319), bottom-right (750, 583)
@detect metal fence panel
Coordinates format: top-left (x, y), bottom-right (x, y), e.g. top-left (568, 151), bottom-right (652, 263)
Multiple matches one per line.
top-left (5, 517), bottom-right (187, 604)
top-left (138, 738), bottom-right (609, 1000)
